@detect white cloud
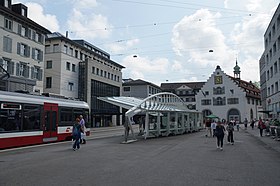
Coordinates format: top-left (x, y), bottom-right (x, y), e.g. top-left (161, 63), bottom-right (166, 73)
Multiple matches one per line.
top-left (121, 55), bottom-right (170, 84)
top-left (72, 0), bottom-right (98, 9)
top-left (25, 2), bottom-right (60, 32)
top-left (226, 0), bottom-right (279, 81)
top-left (106, 39), bottom-right (139, 54)
top-left (67, 9), bottom-right (112, 39)
top-left (172, 9), bottom-right (236, 74)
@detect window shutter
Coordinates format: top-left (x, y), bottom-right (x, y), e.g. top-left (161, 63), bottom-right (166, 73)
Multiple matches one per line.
top-left (41, 35), bottom-right (45, 44)
top-left (16, 63), bottom-right (19, 76)
top-left (32, 31), bottom-right (35, 40)
top-left (39, 50), bottom-right (43, 61)
top-left (32, 48), bottom-right (35, 59)
top-left (28, 29), bottom-right (32, 39)
top-left (26, 46), bottom-right (30, 57)
top-left (25, 66), bottom-right (30, 78)
top-left (17, 43), bottom-right (21, 54)
top-left (18, 24), bottom-right (22, 34)
top-left (38, 69), bottom-right (43, 81)
top-left (8, 37), bottom-right (12, 53)
top-left (31, 67), bottom-right (34, 79)
top-left (10, 61), bottom-right (14, 75)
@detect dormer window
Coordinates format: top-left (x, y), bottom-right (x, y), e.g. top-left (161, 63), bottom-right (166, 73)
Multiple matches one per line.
top-left (4, 0), bottom-right (10, 8)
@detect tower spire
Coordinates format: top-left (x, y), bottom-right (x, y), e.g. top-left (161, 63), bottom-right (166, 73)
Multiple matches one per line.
top-left (233, 58), bottom-right (240, 79)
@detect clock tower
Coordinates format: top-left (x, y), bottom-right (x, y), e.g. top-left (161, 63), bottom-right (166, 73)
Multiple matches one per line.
top-left (233, 59), bottom-right (241, 79)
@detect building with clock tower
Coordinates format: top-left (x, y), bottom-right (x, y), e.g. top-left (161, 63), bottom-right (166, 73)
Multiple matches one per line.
top-left (196, 64), bottom-right (262, 123)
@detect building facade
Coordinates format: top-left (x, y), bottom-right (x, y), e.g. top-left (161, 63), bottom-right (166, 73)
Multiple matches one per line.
top-left (259, 3), bottom-right (280, 119)
top-left (122, 79), bottom-right (161, 98)
top-left (196, 65), bottom-right (262, 123)
top-left (161, 82), bottom-right (205, 110)
top-left (44, 32), bottom-right (124, 127)
top-left (0, 0), bottom-right (51, 93)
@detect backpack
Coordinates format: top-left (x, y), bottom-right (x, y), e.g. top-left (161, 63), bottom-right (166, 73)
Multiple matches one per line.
top-left (73, 125), bottom-right (79, 136)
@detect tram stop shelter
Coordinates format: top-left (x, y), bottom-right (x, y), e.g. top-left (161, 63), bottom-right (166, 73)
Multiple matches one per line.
top-left (98, 92), bottom-right (202, 142)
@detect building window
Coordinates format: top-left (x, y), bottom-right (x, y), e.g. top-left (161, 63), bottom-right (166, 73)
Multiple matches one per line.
top-left (201, 99), bottom-right (211, 105)
top-left (45, 45), bottom-right (51, 53)
top-left (227, 98), bottom-right (239, 104)
top-left (32, 48), bottom-right (43, 61)
top-left (31, 66), bottom-right (42, 80)
top-left (92, 67), bottom-right (95, 74)
top-left (274, 62), bottom-right (278, 74)
top-left (16, 62), bottom-right (29, 78)
top-left (68, 82), bottom-right (74, 91)
top-left (72, 64), bottom-right (76, 72)
top-left (46, 60), bottom-right (52, 69)
top-left (18, 25), bottom-right (29, 37)
top-left (53, 44), bottom-right (59, 52)
top-left (17, 43), bottom-right (30, 57)
top-left (4, 18), bottom-right (12, 30)
top-left (63, 45), bottom-right (68, 54)
top-left (247, 98), bottom-right (250, 104)
top-left (275, 82), bottom-right (279, 92)
top-left (0, 58), bottom-right (14, 75)
top-left (213, 87), bottom-right (225, 95)
top-left (213, 97), bottom-right (225, 106)
top-left (4, 0), bottom-right (10, 8)
top-left (75, 50), bottom-right (78, 58)
top-left (3, 36), bottom-right (12, 53)
top-left (96, 68), bottom-right (99, 75)
top-left (104, 71), bottom-right (107, 77)
top-left (66, 62), bottom-right (70, 71)
top-left (123, 87), bottom-right (130, 92)
top-left (46, 77), bottom-right (52, 88)
top-left (69, 48), bottom-right (73, 56)
top-left (100, 70), bottom-right (103, 77)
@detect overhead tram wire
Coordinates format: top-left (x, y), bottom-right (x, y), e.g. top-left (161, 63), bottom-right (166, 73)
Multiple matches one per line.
top-left (112, 0), bottom-right (263, 15)
top-left (111, 40), bottom-right (263, 57)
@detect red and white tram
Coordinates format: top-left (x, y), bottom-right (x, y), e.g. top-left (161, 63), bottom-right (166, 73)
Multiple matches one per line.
top-left (0, 91), bottom-right (89, 149)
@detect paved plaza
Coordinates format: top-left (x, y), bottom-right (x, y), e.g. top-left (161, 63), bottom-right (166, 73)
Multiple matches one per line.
top-left (0, 126), bottom-right (280, 186)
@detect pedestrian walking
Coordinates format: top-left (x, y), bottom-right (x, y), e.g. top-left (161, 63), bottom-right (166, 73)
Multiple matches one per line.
top-left (72, 117), bottom-right (81, 151)
top-left (205, 119), bottom-right (212, 137)
top-left (215, 121), bottom-right (226, 151)
top-left (250, 119), bottom-right (255, 130)
top-left (236, 120), bottom-right (240, 131)
top-left (211, 120), bottom-right (217, 137)
top-left (79, 115), bottom-right (86, 144)
top-left (244, 118), bottom-right (248, 130)
top-left (258, 118), bottom-right (266, 137)
top-left (226, 121), bottom-right (234, 145)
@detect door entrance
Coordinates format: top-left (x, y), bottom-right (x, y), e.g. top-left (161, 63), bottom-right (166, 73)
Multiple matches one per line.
top-left (43, 102), bottom-right (58, 142)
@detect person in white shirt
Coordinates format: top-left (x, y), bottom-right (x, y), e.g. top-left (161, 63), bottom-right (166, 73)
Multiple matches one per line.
top-left (211, 120), bottom-right (217, 137)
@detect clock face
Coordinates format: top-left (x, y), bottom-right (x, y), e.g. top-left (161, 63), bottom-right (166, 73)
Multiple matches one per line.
top-left (214, 75), bottom-right (223, 84)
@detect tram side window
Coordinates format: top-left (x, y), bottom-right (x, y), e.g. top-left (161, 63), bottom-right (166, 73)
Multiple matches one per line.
top-left (60, 108), bottom-right (73, 126)
top-left (0, 104), bottom-right (22, 132)
top-left (23, 104), bottom-right (41, 131)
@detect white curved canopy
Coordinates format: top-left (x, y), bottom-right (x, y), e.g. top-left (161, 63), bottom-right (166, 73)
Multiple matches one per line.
top-left (98, 92), bottom-right (196, 117)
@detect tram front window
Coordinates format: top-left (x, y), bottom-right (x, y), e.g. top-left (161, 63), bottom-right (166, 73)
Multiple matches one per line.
top-left (0, 109), bottom-right (22, 132)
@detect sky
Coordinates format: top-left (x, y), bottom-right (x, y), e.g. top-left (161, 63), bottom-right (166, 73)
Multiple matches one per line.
top-left (14, 0), bottom-right (280, 86)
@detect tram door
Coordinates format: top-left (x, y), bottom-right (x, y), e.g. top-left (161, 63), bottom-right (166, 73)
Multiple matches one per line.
top-left (43, 102), bottom-right (58, 142)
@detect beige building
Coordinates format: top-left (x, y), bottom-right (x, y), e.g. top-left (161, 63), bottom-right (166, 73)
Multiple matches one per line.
top-left (44, 32), bottom-right (125, 127)
top-left (0, 0), bottom-right (51, 93)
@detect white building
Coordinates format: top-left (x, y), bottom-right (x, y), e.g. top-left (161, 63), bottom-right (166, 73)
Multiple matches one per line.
top-left (259, 3), bottom-right (280, 119)
top-left (44, 32), bottom-right (125, 127)
top-left (122, 79), bottom-right (161, 98)
top-left (0, 0), bottom-right (51, 93)
top-left (196, 65), bottom-right (262, 122)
